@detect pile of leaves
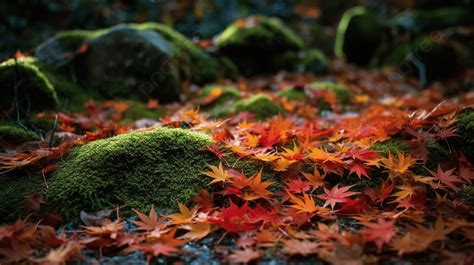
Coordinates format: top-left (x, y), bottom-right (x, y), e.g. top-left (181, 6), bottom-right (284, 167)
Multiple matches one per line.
top-left (1, 66), bottom-right (473, 264)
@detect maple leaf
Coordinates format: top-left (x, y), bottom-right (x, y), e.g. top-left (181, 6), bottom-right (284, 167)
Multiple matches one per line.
top-left (179, 222), bottom-right (211, 240)
top-left (82, 219), bottom-right (123, 240)
top-left (359, 218), bottom-right (397, 252)
top-left (382, 152), bottom-right (417, 177)
top-left (287, 192), bottom-right (318, 213)
top-left (307, 147), bottom-right (343, 164)
top-left (202, 162), bottom-right (231, 184)
top-left (392, 185), bottom-right (416, 201)
top-left (228, 248), bottom-right (261, 264)
top-left (243, 169), bottom-right (274, 201)
top-left (317, 185), bottom-right (359, 209)
top-left (209, 201), bottom-right (258, 233)
top-left (281, 239), bottom-right (319, 256)
top-left (132, 206), bottom-right (165, 231)
top-left (428, 165), bottom-right (463, 192)
top-left (303, 167), bottom-right (325, 190)
top-left (167, 203), bottom-right (198, 225)
top-left (37, 242), bottom-right (83, 265)
top-left (349, 163), bottom-right (369, 179)
top-left (281, 144), bottom-right (303, 160)
top-left (0, 240), bottom-right (32, 263)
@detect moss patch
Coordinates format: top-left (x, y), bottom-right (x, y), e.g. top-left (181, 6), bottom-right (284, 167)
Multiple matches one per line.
top-left (0, 122), bottom-right (40, 145)
top-left (301, 49), bottom-right (330, 75)
top-left (0, 173), bottom-right (45, 224)
top-left (216, 15), bottom-right (304, 75)
top-left (47, 127), bottom-right (217, 219)
top-left (453, 109), bottom-right (474, 161)
top-left (371, 139), bottom-right (410, 157)
top-left (233, 94), bottom-right (284, 120)
top-left (0, 58), bottom-right (59, 115)
top-left (277, 86), bottom-right (305, 101)
top-left (310, 82), bottom-right (353, 105)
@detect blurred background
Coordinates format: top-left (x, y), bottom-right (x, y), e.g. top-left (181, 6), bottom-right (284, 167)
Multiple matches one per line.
top-left (2, 0), bottom-right (473, 59)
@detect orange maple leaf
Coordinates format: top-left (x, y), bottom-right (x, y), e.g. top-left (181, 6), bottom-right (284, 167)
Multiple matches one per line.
top-left (203, 162), bottom-right (231, 184)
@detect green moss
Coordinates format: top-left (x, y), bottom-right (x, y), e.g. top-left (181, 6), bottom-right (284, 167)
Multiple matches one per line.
top-left (216, 15), bottom-right (304, 75)
top-left (310, 82), bottom-right (353, 105)
top-left (460, 186), bottom-right (474, 207)
top-left (131, 23), bottom-right (219, 84)
top-left (277, 86), bottom-right (305, 101)
top-left (454, 109), bottom-right (474, 161)
top-left (0, 173), bottom-right (45, 224)
top-left (334, 6), bottom-right (386, 66)
top-left (371, 139), bottom-right (410, 157)
top-left (0, 58), bottom-right (59, 115)
top-left (233, 94), bottom-right (284, 120)
top-left (22, 57), bottom-right (99, 111)
top-left (0, 122), bottom-right (39, 144)
top-left (302, 49), bottom-right (330, 75)
top-left (122, 100), bottom-right (166, 122)
top-left (425, 141), bottom-right (451, 170)
top-left (47, 127), bottom-right (217, 219)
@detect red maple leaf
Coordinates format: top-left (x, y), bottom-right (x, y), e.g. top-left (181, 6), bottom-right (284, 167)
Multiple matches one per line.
top-left (428, 165), bottom-right (463, 192)
top-left (360, 218), bottom-right (397, 252)
top-left (317, 184), bottom-right (359, 209)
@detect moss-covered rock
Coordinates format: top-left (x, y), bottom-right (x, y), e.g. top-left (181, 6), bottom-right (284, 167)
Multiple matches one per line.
top-left (216, 15), bottom-right (304, 75)
top-left (453, 109), bottom-right (474, 162)
top-left (35, 29), bottom-right (105, 64)
top-left (21, 57), bottom-right (99, 111)
top-left (131, 23), bottom-right (219, 84)
top-left (0, 173), bottom-right (45, 224)
top-left (200, 85), bottom-right (241, 104)
top-left (75, 24), bottom-right (181, 103)
top-left (386, 37), bottom-right (459, 83)
top-left (334, 6), bottom-right (387, 66)
top-left (0, 122), bottom-right (39, 145)
top-left (47, 127), bottom-right (217, 219)
top-left (0, 58), bottom-right (58, 116)
top-left (277, 86), bottom-right (306, 101)
top-left (233, 94), bottom-right (284, 120)
top-left (392, 7), bottom-right (474, 35)
top-left (301, 49), bottom-right (330, 75)
top-left (277, 82), bottom-right (352, 110)
top-left (310, 82), bottom-right (353, 105)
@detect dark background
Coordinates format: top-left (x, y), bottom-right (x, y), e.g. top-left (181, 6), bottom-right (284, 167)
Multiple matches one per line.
top-left (2, 0), bottom-right (472, 60)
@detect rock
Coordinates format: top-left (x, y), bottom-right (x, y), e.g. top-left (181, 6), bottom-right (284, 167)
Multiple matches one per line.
top-left (0, 58), bottom-right (58, 115)
top-left (301, 49), bottom-right (330, 75)
top-left (132, 23), bottom-right (220, 85)
top-left (35, 29), bottom-right (104, 64)
top-left (75, 25), bottom-right (181, 103)
top-left (46, 127), bottom-right (216, 219)
top-left (391, 37), bottom-right (459, 83)
top-left (334, 6), bottom-right (387, 66)
top-left (0, 122), bottom-right (39, 146)
top-left (233, 94), bottom-right (284, 120)
top-left (216, 16), bottom-right (304, 76)
top-left (392, 7), bottom-right (473, 35)
top-left (0, 172), bottom-right (45, 224)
